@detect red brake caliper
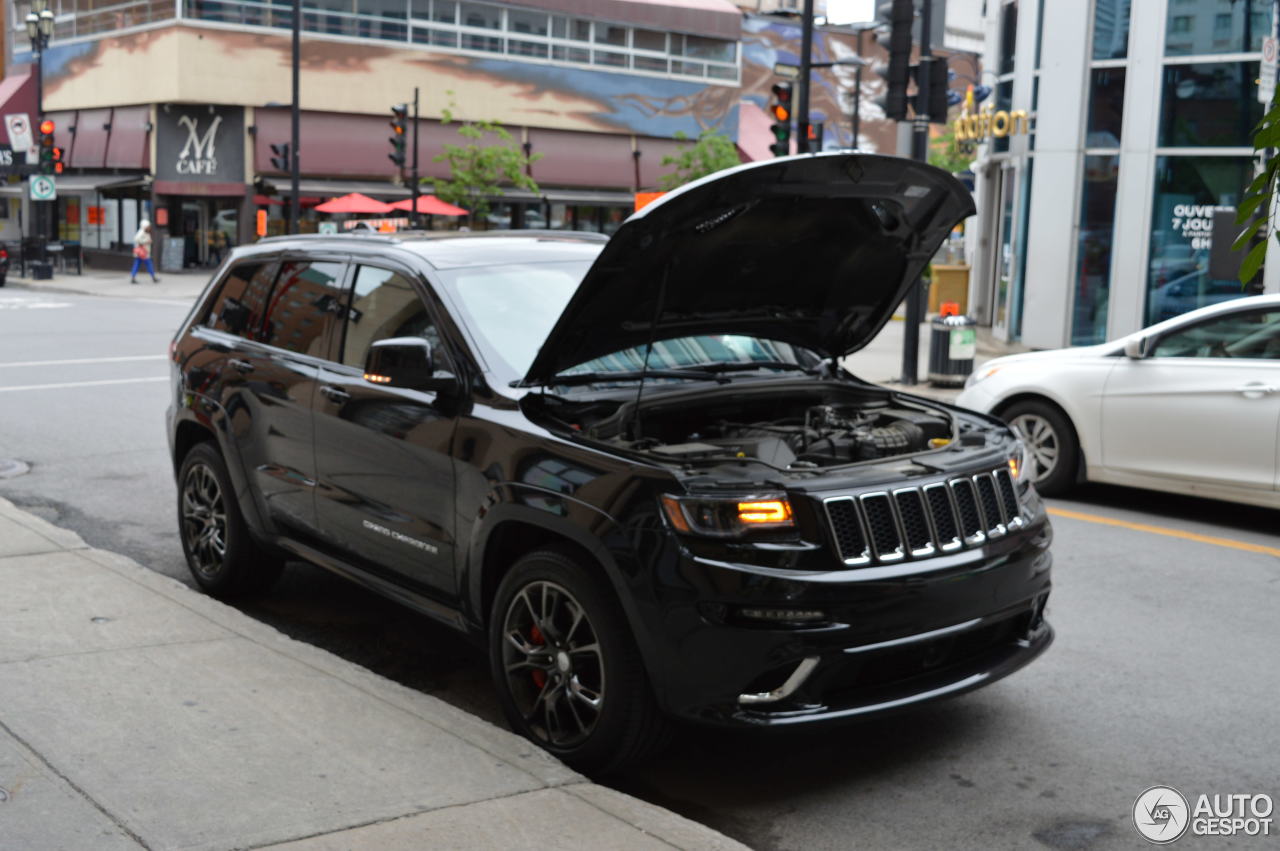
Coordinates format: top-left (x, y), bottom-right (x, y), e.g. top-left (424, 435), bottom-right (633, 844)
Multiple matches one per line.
top-left (529, 624), bottom-right (547, 689)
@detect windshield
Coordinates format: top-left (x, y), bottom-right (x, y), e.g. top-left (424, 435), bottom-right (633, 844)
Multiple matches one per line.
top-left (442, 260), bottom-right (819, 383)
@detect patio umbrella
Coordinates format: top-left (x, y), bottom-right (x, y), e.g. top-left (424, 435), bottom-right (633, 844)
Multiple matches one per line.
top-left (388, 195), bottom-right (468, 216)
top-left (314, 193), bottom-right (394, 214)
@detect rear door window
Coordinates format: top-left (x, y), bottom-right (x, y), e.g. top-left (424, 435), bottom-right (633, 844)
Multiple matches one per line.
top-left (260, 260), bottom-right (349, 358)
top-left (203, 261), bottom-right (276, 340)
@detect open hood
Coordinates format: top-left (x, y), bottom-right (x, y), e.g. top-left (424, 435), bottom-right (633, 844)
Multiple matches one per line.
top-left (520, 153), bottom-right (975, 386)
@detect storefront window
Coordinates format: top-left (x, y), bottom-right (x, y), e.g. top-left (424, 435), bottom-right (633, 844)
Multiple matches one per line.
top-left (1073, 156), bottom-right (1120, 345)
top-left (1159, 62), bottom-right (1261, 148)
top-left (1165, 0), bottom-right (1271, 56)
top-left (1087, 68), bottom-right (1125, 146)
top-left (1147, 156), bottom-right (1262, 325)
top-left (993, 81), bottom-right (1014, 153)
top-left (1092, 0), bottom-right (1131, 60)
top-left (999, 2), bottom-right (1017, 76)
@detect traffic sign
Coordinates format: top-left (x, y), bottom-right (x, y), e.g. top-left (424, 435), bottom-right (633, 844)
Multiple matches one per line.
top-left (1260, 36), bottom-right (1277, 104)
top-left (29, 174), bottom-right (56, 201)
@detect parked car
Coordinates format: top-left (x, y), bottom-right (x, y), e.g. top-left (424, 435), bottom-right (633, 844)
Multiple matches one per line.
top-left (167, 154), bottom-right (1053, 772)
top-left (957, 294), bottom-right (1280, 506)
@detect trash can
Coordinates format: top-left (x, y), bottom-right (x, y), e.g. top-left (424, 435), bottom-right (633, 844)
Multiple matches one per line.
top-left (30, 261), bottom-right (53, 280)
top-left (929, 305), bottom-right (977, 386)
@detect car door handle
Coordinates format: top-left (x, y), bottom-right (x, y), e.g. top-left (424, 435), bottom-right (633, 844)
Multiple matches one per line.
top-left (319, 385), bottom-right (351, 403)
top-left (228, 358), bottom-right (254, 374)
top-left (1234, 382), bottom-right (1277, 397)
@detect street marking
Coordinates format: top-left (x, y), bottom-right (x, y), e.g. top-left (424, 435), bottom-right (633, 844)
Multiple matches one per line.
top-left (0, 297), bottom-right (72, 310)
top-left (1048, 506), bottom-right (1280, 558)
top-left (0, 376), bottom-right (167, 393)
top-left (0, 355), bottom-right (166, 368)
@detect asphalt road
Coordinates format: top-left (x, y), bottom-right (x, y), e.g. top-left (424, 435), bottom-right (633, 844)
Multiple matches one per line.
top-left (2, 290), bottom-right (1276, 850)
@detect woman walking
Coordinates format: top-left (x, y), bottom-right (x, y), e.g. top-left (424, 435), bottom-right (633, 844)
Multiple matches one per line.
top-left (130, 220), bottom-right (159, 284)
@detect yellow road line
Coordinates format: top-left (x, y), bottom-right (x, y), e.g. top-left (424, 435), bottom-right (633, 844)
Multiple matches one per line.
top-left (1047, 507), bottom-right (1280, 558)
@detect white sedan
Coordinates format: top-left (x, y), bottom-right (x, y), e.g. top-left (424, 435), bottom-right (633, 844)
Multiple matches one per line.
top-left (956, 294), bottom-right (1280, 507)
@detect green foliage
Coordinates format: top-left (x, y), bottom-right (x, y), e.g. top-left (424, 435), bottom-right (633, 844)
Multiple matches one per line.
top-left (657, 130), bottom-right (741, 191)
top-left (429, 100), bottom-right (540, 224)
top-left (928, 125), bottom-right (976, 175)
top-left (1237, 93), bottom-right (1280, 285)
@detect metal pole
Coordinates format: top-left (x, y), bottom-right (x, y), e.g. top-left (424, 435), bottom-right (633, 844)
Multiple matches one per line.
top-left (796, 0), bottom-right (815, 153)
top-left (411, 86), bottom-right (420, 229)
top-left (34, 41), bottom-right (43, 120)
top-left (901, 0), bottom-right (933, 386)
top-left (289, 0), bottom-right (301, 234)
top-left (852, 63), bottom-right (862, 149)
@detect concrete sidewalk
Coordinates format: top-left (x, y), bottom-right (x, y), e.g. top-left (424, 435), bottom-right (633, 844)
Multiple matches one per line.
top-left (0, 497), bottom-right (747, 851)
top-left (3, 266), bottom-right (211, 301)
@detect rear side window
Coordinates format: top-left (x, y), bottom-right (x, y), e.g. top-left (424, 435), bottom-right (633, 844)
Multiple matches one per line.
top-left (261, 260), bottom-right (347, 357)
top-left (203, 262), bottom-right (275, 339)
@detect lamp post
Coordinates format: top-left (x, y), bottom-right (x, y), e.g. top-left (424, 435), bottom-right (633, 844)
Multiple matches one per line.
top-left (25, 0), bottom-right (55, 249)
top-left (25, 0), bottom-right (55, 120)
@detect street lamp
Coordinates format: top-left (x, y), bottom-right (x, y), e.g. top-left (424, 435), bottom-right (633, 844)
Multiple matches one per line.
top-left (25, 0), bottom-right (56, 119)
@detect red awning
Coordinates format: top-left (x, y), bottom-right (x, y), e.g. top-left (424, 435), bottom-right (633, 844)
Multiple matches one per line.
top-left (314, 193), bottom-right (394, 213)
top-left (69, 107), bottom-right (111, 169)
top-left (103, 105), bottom-right (150, 170)
top-left (388, 195), bottom-right (467, 216)
top-left (0, 69), bottom-right (36, 147)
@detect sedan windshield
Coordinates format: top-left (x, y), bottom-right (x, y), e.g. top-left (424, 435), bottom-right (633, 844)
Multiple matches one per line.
top-left (442, 260), bottom-right (819, 383)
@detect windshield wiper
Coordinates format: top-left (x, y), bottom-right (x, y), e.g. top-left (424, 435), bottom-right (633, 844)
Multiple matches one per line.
top-left (528, 368), bottom-right (728, 387)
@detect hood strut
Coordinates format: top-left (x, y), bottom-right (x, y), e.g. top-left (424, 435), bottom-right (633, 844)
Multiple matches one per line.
top-left (628, 262), bottom-right (670, 441)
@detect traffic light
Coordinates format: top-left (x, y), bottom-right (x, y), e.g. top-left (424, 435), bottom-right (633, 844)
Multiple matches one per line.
top-left (873, 0), bottom-right (914, 122)
top-left (269, 142), bottom-right (290, 172)
top-left (38, 119), bottom-right (55, 175)
top-left (806, 122), bottom-right (825, 150)
top-left (389, 103), bottom-right (408, 168)
top-left (51, 146), bottom-right (63, 174)
top-left (768, 82), bottom-right (792, 157)
top-left (914, 55), bottom-right (950, 120)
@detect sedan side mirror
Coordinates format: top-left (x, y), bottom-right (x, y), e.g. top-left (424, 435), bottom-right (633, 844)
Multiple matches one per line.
top-left (1123, 336), bottom-right (1150, 359)
top-left (364, 337), bottom-right (457, 393)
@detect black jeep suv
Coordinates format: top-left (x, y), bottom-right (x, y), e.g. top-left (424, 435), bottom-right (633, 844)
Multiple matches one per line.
top-left (168, 154), bottom-right (1052, 772)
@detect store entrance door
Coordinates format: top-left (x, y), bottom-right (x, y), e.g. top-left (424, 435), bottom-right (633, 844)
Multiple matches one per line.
top-left (180, 201), bottom-right (209, 267)
top-left (988, 163), bottom-right (1020, 342)
top-left (170, 198), bottom-right (239, 268)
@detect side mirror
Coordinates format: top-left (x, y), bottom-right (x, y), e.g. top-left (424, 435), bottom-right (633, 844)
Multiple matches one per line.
top-left (1123, 335), bottom-right (1150, 359)
top-left (364, 337), bottom-right (457, 392)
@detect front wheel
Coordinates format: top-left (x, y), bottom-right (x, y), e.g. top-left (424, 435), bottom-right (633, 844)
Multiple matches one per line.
top-left (1002, 400), bottom-right (1079, 497)
top-left (489, 550), bottom-right (670, 774)
top-left (177, 442), bottom-right (284, 597)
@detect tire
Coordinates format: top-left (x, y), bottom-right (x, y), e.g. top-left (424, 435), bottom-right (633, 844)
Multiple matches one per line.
top-left (1001, 399), bottom-right (1079, 497)
top-left (489, 550), bottom-right (671, 774)
top-left (177, 441), bottom-right (284, 597)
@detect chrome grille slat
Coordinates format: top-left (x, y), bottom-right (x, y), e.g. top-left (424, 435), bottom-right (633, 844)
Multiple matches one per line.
top-left (824, 466), bottom-right (1025, 567)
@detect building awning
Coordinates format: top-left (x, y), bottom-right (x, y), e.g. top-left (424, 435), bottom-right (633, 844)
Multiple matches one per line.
top-left (736, 99), bottom-right (775, 162)
top-left (0, 69), bottom-right (36, 147)
top-left (510, 0), bottom-right (741, 39)
top-left (263, 177), bottom-right (409, 198)
top-left (104, 106), bottom-right (151, 170)
top-left (69, 108), bottom-right (112, 169)
top-left (153, 180), bottom-right (243, 196)
top-left (0, 174), bottom-right (148, 195)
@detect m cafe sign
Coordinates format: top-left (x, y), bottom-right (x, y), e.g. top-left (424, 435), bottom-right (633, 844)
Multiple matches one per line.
top-left (155, 104), bottom-right (244, 184)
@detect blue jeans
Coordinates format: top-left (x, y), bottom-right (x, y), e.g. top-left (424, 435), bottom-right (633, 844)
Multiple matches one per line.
top-left (130, 256), bottom-right (155, 279)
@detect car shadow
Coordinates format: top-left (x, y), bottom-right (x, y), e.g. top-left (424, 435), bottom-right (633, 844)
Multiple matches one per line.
top-left (1053, 482), bottom-right (1277, 539)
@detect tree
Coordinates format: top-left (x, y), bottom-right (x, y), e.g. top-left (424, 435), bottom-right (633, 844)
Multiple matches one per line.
top-left (429, 102), bottom-right (540, 226)
top-left (657, 129), bottom-right (741, 191)
top-left (928, 125), bottom-right (976, 175)
top-left (1236, 94), bottom-right (1280, 285)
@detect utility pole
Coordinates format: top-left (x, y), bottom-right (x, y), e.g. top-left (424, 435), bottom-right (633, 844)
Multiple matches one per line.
top-left (289, 0), bottom-right (301, 234)
top-left (796, 0), bottom-right (816, 153)
top-left (901, 0), bottom-right (933, 386)
top-left (411, 87), bottom-right (421, 229)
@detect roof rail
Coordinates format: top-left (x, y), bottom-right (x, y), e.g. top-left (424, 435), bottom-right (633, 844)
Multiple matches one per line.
top-left (254, 232), bottom-right (400, 245)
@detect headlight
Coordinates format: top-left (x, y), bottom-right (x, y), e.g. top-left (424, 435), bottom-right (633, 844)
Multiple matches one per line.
top-left (660, 493), bottom-right (795, 538)
top-left (964, 364), bottom-right (1002, 389)
top-left (1008, 439), bottom-right (1031, 483)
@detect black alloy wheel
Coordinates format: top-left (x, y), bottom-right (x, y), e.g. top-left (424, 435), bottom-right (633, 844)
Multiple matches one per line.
top-left (177, 442), bottom-right (284, 597)
top-left (489, 550), bottom-right (671, 774)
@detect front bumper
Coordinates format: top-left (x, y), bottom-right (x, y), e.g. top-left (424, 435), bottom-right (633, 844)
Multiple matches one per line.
top-left (632, 506), bottom-right (1053, 727)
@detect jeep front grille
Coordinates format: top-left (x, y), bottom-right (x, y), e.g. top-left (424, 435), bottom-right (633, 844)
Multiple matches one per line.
top-left (823, 468), bottom-right (1025, 566)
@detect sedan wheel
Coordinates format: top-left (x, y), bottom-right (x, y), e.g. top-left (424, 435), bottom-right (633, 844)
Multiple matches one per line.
top-left (1001, 400), bottom-right (1079, 496)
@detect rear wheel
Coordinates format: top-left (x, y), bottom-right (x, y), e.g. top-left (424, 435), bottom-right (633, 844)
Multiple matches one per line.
top-left (178, 442), bottom-right (283, 597)
top-left (1001, 400), bottom-right (1079, 496)
top-left (489, 550), bottom-right (670, 774)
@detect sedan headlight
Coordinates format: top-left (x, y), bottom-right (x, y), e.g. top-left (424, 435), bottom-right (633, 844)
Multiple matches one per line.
top-left (660, 493), bottom-right (795, 538)
top-left (964, 364), bottom-right (1002, 389)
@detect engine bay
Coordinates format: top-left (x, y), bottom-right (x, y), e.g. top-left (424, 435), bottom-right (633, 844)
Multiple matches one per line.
top-left (533, 385), bottom-right (955, 471)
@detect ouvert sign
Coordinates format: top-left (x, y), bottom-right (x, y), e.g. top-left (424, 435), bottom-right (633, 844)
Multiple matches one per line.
top-left (155, 104), bottom-right (244, 184)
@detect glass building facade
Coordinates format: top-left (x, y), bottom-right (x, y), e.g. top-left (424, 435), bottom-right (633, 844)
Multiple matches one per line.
top-left (970, 0), bottom-right (1273, 349)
